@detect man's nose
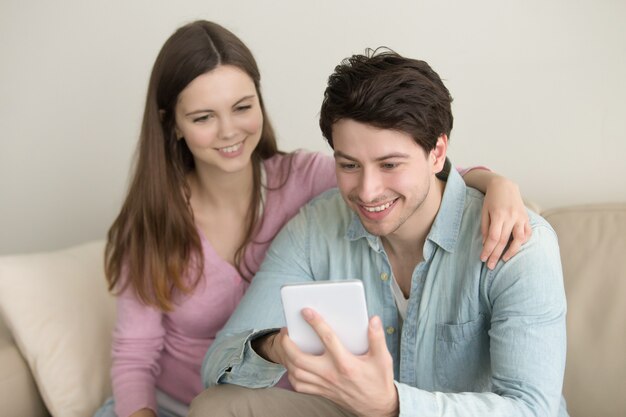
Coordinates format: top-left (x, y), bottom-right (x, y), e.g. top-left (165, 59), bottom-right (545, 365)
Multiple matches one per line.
top-left (357, 167), bottom-right (384, 203)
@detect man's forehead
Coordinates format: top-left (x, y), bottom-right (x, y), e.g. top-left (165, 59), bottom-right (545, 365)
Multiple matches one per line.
top-left (332, 120), bottom-right (424, 158)
top-left (334, 149), bottom-right (411, 161)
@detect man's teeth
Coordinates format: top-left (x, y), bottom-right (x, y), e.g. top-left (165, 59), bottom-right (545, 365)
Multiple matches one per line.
top-left (220, 142), bottom-right (242, 153)
top-left (364, 201), bottom-right (393, 212)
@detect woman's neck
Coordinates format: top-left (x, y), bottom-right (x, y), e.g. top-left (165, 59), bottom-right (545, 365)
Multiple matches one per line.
top-left (189, 161), bottom-right (256, 213)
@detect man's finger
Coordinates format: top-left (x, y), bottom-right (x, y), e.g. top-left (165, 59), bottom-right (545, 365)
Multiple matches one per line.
top-left (287, 365), bottom-right (329, 394)
top-left (366, 316), bottom-right (388, 356)
top-left (287, 377), bottom-right (323, 396)
top-left (280, 331), bottom-right (334, 381)
top-left (301, 308), bottom-right (349, 361)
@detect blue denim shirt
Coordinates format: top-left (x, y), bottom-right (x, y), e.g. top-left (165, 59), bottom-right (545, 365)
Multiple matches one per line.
top-left (201, 169), bottom-right (569, 417)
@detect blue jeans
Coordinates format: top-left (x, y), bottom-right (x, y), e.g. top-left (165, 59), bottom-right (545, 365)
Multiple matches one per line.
top-left (94, 390), bottom-right (189, 417)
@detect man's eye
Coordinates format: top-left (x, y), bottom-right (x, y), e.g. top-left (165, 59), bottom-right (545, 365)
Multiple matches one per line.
top-left (340, 163), bottom-right (358, 170)
top-left (382, 163), bottom-right (398, 169)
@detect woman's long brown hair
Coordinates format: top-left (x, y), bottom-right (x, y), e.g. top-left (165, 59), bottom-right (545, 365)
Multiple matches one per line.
top-left (105, 21), bottom-right (282, 311)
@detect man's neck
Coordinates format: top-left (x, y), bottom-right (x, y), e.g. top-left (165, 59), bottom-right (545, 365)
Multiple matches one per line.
top-left (382, 177), bottom-right (445, 254)
top-left (382, 177), bottom-right (445, 296)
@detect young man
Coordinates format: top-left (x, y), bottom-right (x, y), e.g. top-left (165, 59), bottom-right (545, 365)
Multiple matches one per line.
top-left (190, 51), bottom-right (568, 417)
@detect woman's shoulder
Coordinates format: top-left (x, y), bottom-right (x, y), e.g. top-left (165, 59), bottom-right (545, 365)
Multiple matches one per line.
top-left (265, 149), bottom-right (332, 170)
top-left (264, 150), bottom-right (335, 185)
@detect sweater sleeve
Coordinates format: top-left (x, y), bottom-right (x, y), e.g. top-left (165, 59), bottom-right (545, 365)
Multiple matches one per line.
top-left (111, 284), bottom-right (165, 417)
top-left (289, 150), bottom-right (337, 197)
top-left (456, 165), bottom-right (490, 177)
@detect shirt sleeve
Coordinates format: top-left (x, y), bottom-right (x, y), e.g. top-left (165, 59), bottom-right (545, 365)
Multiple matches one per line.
top-left (395, 224), bottom-right (567, 417)
top-left (201, 205), bottom-right (315, 388)
top-left (111, 284), bottom-right (165, 417)
top-left (201, 152), bottom-right (335, 388)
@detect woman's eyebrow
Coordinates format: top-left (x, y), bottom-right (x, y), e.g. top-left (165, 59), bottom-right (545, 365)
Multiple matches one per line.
top-left (185, 94), bottom-right (256, 116)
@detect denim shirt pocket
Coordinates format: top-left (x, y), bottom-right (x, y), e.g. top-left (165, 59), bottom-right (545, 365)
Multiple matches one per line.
top-left (435, 314), bottom-right (490, 392)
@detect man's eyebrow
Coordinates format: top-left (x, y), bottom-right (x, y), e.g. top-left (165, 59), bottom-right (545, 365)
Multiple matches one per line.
top-left (333, 151), bottom-right (410, 161)
top-left (184, 95), bottom-right (256, 116)
top-left (333, 150), bottom-right (357, 160)
top-left (374, 153), bottom-right (410, 161)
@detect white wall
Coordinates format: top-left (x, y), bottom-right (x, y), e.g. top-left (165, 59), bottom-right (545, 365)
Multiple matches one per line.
top-left (1, 0), bottom-right (625, 255)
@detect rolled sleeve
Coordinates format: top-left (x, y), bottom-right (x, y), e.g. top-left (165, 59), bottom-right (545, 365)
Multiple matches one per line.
top-left (202, 328), bottom-right (286, 388)
top-left (201, 204), bottom-right (316, 388)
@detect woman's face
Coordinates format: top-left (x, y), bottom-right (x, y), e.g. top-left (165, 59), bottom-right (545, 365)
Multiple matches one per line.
top-left (174, 65), bottom-right (263, 175)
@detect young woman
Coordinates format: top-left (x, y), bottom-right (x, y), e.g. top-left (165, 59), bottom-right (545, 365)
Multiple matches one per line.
top-left (95, 20), bottom-right (531, 417)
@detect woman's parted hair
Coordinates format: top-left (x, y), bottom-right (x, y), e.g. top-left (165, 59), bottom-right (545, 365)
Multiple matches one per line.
top-left (319, 48), bottom-right (453, 153)
top-left (105, 20), bottom-right (280, 311)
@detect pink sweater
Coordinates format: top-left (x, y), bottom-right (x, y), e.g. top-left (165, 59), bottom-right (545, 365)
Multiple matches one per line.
top-left (111, 151), bottom-right (337, 417)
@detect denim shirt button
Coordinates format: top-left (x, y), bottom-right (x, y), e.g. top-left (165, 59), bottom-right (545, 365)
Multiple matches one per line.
top-left (386, 326), bottom-right (396, 334)
top-left (380, 272), bottom-right (389, 281)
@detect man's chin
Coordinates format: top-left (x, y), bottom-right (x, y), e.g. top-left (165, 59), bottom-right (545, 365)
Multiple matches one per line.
top-left (359, 219), bottom-right (389, 237)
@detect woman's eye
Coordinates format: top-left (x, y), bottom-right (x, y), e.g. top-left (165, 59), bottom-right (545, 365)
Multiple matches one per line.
top-left (193, 114), bottom-right (212, 123)
top-left (235, 105), bottom-right (252, 112)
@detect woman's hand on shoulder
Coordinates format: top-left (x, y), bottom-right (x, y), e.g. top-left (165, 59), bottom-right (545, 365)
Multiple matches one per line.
top-left (480, 176), bottom-right (532, 269)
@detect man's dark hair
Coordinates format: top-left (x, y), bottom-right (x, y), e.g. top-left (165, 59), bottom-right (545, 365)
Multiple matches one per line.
top-left (319, 48), bottom-right (453, 153)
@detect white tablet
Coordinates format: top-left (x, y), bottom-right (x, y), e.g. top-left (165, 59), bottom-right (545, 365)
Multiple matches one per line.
top-left (280, 280), bottom-right (369, 355)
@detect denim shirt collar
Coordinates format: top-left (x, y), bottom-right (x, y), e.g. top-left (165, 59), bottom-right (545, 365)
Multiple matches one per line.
top-left (345, 167), bottom-right (467, 255)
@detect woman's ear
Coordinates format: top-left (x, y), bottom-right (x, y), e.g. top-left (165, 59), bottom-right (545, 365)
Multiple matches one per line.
top-left (173, 122), bottom-right (183, 141)
top-left (160, 109), bottom-right (183, 140)
top-left (431, 134), bottom-right (448, 174)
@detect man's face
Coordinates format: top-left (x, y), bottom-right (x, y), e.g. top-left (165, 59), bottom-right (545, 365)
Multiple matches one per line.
top-left (332, 119), bottom-right (445, 239)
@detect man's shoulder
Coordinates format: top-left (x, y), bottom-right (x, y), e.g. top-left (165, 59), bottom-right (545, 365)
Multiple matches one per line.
top-left (527, 209), bottom-right (555, 232)
top-left (300, 188), bottom-right (350, 220)
top-left (463, 187), bottom-right (556, 237)
top-left (524, 210), bottom-right (560, 256)
top-left (458, 188), bottom-right (559, 273)
top-left (275, 188), bottom-right (352, 244)
top-left (267, 188), bottom-right (353, 262)
top-left (460, 186), bottom-right (486, 231)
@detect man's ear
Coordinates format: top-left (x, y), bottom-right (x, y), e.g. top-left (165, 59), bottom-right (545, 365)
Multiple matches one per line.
top-left (431, 134), bottom-right (448, 174)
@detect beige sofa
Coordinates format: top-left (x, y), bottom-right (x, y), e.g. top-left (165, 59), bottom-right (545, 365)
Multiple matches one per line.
top-left (1, 203), bottom-right (625, 417)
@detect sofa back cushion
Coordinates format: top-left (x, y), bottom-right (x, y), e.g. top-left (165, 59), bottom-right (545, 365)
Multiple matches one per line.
top-left (543, 204), bottom-right (626, 417)
top-left (0, 240), bottom-right (114, 417)
top-left (0, 315), bottom-right (49, 417)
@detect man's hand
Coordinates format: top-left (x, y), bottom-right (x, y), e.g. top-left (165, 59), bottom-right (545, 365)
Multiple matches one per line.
top-left (271, 308), bottom-right (398, 417)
